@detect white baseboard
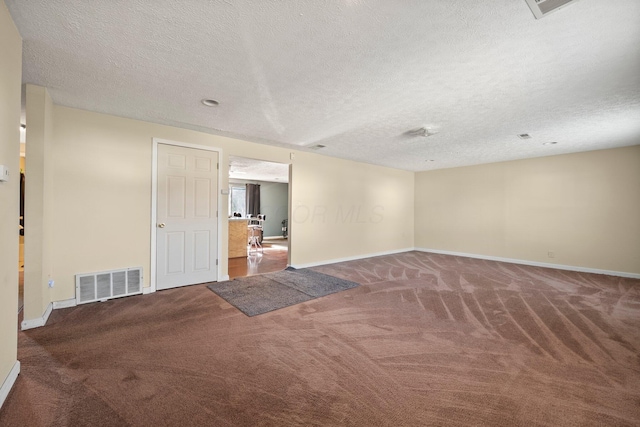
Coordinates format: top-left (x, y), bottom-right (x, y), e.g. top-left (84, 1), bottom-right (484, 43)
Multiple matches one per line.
top-left (218, 275), bottom-right (230, 282)
top-left (53, 298), bottom-right (76, 309)
top-left (20, 298), bottom-right (75, 331)
top-left (414, 247), bottom-right (640, 279)
top-left (21, 302), bottom-right (53, 330)
top-left (289, 247), bottom-right (414, 270)
top-left (0, 360), bottom-right (20, 410)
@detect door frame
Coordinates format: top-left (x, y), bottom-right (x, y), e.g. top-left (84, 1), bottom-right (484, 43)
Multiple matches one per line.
top-left (148, 138), bottom-right (225, 293)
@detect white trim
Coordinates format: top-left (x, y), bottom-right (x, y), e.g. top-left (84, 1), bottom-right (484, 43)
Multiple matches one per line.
top-left (0, 361), bottom-right (20, 410)
top-left (21, 302), bottom-right (53, 330)
top-left (142, 286), bottom-right (155, 295)
top-left (290, 246), bottom-right (640, 279)
top-left (151, 138), bottom-right (225, 292)
top-left (415, 247), bottom-right (640, 279)
top-left (219, 274), bottom-right (230, 282)
top-left (150, 140), bottom-right (158, 293)
top-left (53, 298), bottom-right (76, 309)
top-left (289, 247), bottom-right (413, 270)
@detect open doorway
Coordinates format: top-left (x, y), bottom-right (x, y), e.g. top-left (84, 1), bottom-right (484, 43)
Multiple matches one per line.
top-left (228, 156), bottom-right (290, 279)
top-left (18, 124), bottom-right (25, 313)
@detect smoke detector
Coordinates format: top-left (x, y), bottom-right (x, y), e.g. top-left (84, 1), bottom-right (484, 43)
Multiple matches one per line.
top-left (524, 0), bottom-right (582, 19)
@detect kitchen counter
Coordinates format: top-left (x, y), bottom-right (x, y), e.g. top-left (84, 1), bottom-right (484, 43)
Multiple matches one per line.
top-left (228, 219), bottom-right (248, 258)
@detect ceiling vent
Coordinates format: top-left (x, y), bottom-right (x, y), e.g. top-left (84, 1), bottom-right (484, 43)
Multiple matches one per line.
top-left (524, 0), bottom-right (581, 19)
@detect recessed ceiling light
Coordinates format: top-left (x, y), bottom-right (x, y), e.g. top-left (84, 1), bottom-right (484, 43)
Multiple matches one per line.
top-left (542, 141), bottom-right (558, 146)
top-left (201, 99), bottom-right (219, 107)
top-left (517, 133), bottom-right (532, 139)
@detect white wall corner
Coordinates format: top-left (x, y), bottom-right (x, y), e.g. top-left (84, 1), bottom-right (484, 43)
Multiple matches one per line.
top-left (0, 361), bottom-right (20, 410)
top-left (142, 286), bottom-right (155, 295)
top-left (52, 298), bottom-right (77, 310)
top-left (414, 248), bottom-right (640, 279)
top-left (21, 302), bottom-right (53, 330)
top-left (218, 275), bottom-right (230, 282)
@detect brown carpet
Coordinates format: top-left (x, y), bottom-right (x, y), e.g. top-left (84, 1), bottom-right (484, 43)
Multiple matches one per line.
top-left (1, 251), bottom-right (639, 426)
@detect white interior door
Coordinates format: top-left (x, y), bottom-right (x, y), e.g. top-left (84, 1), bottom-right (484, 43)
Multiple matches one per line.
top-left (156, 144), bottom-right (218, 290)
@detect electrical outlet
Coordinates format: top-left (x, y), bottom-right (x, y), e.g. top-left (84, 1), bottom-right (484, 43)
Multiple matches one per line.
top-left (547, 251), bottom-right (555, 259)
top-left (0, 165), bottom-right (9, 182)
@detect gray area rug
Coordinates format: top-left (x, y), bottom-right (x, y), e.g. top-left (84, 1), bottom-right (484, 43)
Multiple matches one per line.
top-left (207, 268), bottom-right (360, 316)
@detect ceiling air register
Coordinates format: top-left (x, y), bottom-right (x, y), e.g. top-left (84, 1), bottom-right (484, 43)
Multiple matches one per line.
top-left (525, 0), bottom-right (582, 19)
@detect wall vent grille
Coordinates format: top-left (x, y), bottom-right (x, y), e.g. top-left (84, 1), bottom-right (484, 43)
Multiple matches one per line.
top-left (76, 267), bottom-right (143, 305)
top-left (524, 0), bottom-right (581, 19)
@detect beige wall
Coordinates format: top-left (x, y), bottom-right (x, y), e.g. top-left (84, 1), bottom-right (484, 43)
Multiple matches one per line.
top-left (46, 106), bottom-right (414, 302)
top-left (415, 146), bottom-right (640, 275)
top-left (290, 152), bottom-right (414, 266)
top-left (23, 85), bottom-right (55, 320)
top-left (0, 0), bottom-right (21, 403)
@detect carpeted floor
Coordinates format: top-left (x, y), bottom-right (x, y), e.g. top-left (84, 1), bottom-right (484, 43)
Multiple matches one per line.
top-left (1, 251), bottom-right (639, 426)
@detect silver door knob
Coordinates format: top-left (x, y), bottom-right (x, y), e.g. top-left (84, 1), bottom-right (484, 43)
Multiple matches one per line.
top-left (158, 223), bottom-right (165, 228)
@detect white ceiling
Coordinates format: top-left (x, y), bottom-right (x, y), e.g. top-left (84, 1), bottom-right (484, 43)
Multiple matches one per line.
top-left (229, 156), bottom-right (289, 183)
top-left (7, 0), bottom-right (640, 172)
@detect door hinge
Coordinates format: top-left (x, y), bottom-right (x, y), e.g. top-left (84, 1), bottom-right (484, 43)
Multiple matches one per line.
top-left (217, 163), bottom-right (219, 170)
top-left (216, 259), bottom-right (218, 266)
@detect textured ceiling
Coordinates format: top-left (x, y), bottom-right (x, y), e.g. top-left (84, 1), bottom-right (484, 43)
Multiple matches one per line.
top-left (7, 0), bottom-right (640, 171)
top-left (229, 157), bottom-right (289, 183)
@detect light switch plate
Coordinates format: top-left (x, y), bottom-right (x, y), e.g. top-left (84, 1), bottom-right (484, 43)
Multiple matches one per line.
top-left (0, 165), bottom-right (9, 182)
